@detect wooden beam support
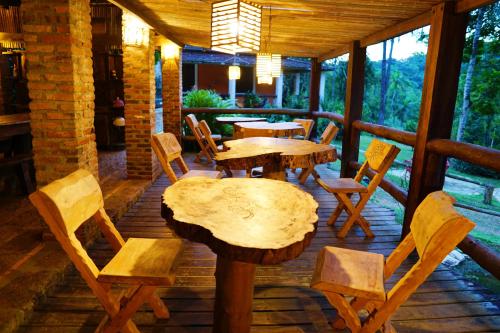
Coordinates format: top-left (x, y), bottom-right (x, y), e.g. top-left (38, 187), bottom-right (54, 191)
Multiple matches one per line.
top-left (309, 58), bottom-right (321, 113)
top-left (360, 11), bottom-right (431, 48)
top-left (340, 41), bottom-right (366, 178)
top-left (318, 44), bottom-right (350, 62)
top-left (455, 0), bottom-right (496, 13)
top-left (403, 2), bottom-right (468, 236)
top-left (107, 0), bottom-right (183, 47)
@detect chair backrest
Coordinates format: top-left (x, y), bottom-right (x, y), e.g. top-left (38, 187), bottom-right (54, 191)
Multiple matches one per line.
top-left (319, 122), bottom-right (339, 145)
top-left (199, 120), bottom-right (218, 156)
top-left (364, 191), bottom-right (475, 331)
top-left (151, 132), bottom-right (189, 183)
top-left (293, 118), bottom-right (315, 140)
top-left (185, 114), bottom-right (204, 142)
top-left (29, 170), bottom-right (126, 283)
top-left (353, 139), bottom-right (400, 193)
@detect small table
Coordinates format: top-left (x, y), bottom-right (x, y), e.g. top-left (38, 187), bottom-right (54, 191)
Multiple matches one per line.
top-left (215, 116), bottom-right (267, 124)
top-left (161, 177), bottom-right (318, 333)
top-left (235, 121), bottom-right (305, 138)
top-left (216, 137), bottom-right (337, 180)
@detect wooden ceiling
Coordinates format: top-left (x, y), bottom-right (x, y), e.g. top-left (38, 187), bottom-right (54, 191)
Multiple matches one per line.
top-left (111, 0), bottom-right (454, 58)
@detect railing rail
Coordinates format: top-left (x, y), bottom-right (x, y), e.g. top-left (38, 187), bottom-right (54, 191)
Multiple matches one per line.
top-left (182, 107), bottom-right (309, 117)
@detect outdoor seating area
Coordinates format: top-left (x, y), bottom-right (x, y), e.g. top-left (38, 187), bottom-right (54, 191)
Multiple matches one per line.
top-left (0, 0), bottom-right (499, 332)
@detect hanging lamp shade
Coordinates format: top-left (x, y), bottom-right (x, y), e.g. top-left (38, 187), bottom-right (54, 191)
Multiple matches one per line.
top-left (211, 0), bottom-right (262, 54)
top-left (122, 11), bottom-right (149, 46)
top-left (256, 53), bottom-right (281, 84)
top-left (257, 75), bottom-right (273, 85)
top-left (228, 65), bottom-right (241, 80)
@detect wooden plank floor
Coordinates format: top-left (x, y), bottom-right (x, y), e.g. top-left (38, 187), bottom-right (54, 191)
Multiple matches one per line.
top-left (18, 155), bottom-right (500, 333)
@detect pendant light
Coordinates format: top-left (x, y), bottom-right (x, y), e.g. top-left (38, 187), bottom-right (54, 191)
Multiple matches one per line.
top-left (256, 6), bottom-right (281, 84)
top-left (211, 0), bottom-right (262, 54)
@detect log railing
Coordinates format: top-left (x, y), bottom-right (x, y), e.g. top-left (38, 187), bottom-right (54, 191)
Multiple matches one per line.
top-left (182, 108), bottom-right (309, 117)
top-left (313, 111), bottom-right (500, 280)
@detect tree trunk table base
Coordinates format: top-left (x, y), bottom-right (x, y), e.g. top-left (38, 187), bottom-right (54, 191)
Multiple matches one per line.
top-left (213, 257), bottom-right (256, 333)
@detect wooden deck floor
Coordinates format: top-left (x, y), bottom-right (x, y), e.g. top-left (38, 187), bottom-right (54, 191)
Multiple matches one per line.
top-left (18, 155), bottom-right (500, 333)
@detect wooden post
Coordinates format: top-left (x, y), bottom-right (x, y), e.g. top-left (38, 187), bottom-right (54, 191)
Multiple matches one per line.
top-left (309, 58), bottom-right (321, 139)
top-left (213, 257), bottom-right (256, 333)
top-left (403, 2), bottom-right (468, 235)
top-left (340, 41), bottom-right (366, 178)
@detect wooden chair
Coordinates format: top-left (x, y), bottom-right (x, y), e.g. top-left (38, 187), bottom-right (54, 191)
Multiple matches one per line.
top-left (152, 132), bottom-right (223, 184)
top-left (199, 120), bottom-right (223, 157)
top-left (29, 169), bottom-right (183, 333)
top-left (185, 114), bottom-right (221, 163)
top-left (199, 120), bottom-right (232, 177)
top-left (317, 138), bottom-right (400, 238)
top-left (298, 122), bottom-right (339, 184)
top-left (292, 118), bottom-right (315, 140)
top-left (311, 191), bottom-right (475, 333)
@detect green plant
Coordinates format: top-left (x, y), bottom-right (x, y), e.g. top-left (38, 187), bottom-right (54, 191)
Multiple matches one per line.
top-left (183, 89), bottom-right (233, 108)
top-left (284, 94), bottom-right (308, 109)
top-left (243, 92), bottom-right (262, 108)
top-left (182, 90), bottom-right (232, 137)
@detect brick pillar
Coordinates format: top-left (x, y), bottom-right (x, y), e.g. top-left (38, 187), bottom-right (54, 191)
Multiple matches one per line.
top-left (22, 0), bottom-right (98, 186)
top-left (122, 18), bottom-right (160, 180)
top-left (161, 45), bottom-right (182, 139)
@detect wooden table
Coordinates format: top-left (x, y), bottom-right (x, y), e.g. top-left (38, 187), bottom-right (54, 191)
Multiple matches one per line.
top-left (0, 113), bottom-right (30, 140)
top-left (216, 137), bottom-right (337, 180)
top-left (215, 116), bottom-right (267, 124)
top-left (235, 121), bottom-right (305, 137)
top-left (161, 177), bottom-right (318, 333)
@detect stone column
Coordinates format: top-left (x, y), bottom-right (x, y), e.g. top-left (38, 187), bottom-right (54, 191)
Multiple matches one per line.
top-left (275, 73), bottom-right (283, 108)
top-left (228, 78), bottom-right (236, 107)
top-left (294, 73), bottom-right (301, 95)
top-left (319, 71), bottom-right (326, 111)
top-left (22, 0), bottom-right (98, 186)
top-left (122, 16), bottom-right (160, 180)
top-left (161, 43), bottom-right (182, 140)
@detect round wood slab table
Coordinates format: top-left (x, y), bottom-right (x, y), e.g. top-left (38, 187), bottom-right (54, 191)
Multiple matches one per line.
top-left (235, 121), bottom-right (305, 137)
top-left (161, 177), bottom-right (318, 333)
top-left (216, 137), bottom-right (337, 180)
top-left (215, 116), bottom-right (267, 124)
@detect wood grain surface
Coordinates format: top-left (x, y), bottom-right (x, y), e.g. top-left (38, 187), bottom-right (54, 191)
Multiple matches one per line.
top-left (162, 177), bottom-right (319, 265)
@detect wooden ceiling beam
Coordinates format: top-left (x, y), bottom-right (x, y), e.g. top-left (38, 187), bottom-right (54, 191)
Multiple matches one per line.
top-left (455, 0), bottom-right (496, 13)
top-left (360, 11), bottom-right (431, 47)
top-left (107, 0), bottom-right (184, 47)
top-left (318, 44), bottom-right (351, 62)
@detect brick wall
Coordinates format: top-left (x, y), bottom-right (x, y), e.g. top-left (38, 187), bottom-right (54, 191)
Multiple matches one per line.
top-left (22, 0), bottom-right (98, 186)
top-left (122, 24), bottom-right (160, 180)
top-left (162, 48), bottom-right (182, 139)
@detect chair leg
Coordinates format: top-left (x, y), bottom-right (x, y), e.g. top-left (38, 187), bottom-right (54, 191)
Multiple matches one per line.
top-left (324, 292), bottom-right (361, 333)
top-left (103, 285), bottom-right (157, 333)
top-left (332, 297), bottom-right (370, 329)
top-left (148, 292), bottom-right (170, 319)
top-left (327, 200), bottom-right (345, 226)
top-left (337, 194), bottom-right (373, 238)
top-left (298, 167), bottom-right (312, 184)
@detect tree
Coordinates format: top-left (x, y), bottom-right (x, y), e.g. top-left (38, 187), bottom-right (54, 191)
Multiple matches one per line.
top-left (378, 38), bottom-right (394, 125)
top-left (456, 7), bottom-right (486, 142)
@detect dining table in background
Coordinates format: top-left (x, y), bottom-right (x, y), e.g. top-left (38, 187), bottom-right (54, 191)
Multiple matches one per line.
top-left (216, 137), bottom-right (337, 180)
top-left (215, 116), bottom-right (267, 124)
top-left (161, 177), bottom-right (319, 333)
top-left (234, 121), bottom-right (305, 138)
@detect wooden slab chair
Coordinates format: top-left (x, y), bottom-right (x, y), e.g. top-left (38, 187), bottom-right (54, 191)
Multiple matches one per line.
top-left (199, 120), bottom-right (232, 177)
top-left (317, 138), bottom-right (400, 238)
top-left (311, 191), bottom-right (475, 333)
top-left (292, 118), bottom-right (315, 140)
top-left (185, 114), bottom-right (221, 163)
top-left (29, 169), bottom-right (183, 333)
top-left (298, 122), bottom-right (339, 184)
top-left (199, 120), bottom-right (223, 157)
top-left (152, 132), bottom-right (223, 184)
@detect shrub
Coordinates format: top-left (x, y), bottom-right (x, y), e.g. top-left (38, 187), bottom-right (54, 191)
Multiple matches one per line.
top-left (182, 90), bottom-right (232, 136)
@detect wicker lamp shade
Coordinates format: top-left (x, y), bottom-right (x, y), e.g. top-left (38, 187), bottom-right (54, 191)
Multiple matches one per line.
top-left (211, 0), bottom-right (262, 54)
